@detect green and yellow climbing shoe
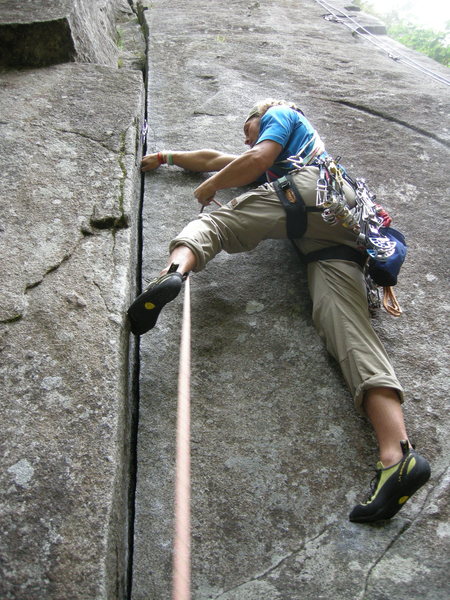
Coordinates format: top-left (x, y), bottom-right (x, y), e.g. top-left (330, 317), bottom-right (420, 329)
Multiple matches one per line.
top-left (349, 441), bottom-right (431, 523)
top-left (127, 268), bottom-right (184, 335)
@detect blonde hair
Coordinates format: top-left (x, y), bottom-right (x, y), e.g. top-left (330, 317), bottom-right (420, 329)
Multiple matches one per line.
top-left (245, 98), bottom-right (304, 122)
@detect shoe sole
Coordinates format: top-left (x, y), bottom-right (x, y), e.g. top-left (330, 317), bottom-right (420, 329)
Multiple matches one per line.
top-left (350, 462), bottom-right (431, 523)
top-left (127, 274), bottom-right (183, 335)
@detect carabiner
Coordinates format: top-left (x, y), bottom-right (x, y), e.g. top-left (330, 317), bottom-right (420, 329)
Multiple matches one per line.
top-left (316, 178), bottom-right (328, 206)
top-left (141, 120), bottom-right (148, 144)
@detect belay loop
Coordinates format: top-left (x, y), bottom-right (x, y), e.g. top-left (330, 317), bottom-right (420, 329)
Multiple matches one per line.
top-left (310, 157), bottom-right (405, 316)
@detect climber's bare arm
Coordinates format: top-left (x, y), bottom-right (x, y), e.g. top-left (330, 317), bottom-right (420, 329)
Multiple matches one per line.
top-left (141, 149), bottom-right (238, 173)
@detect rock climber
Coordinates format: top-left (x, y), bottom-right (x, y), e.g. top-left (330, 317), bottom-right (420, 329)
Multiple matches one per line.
top-left (128, 99), bottom-right (430, 523)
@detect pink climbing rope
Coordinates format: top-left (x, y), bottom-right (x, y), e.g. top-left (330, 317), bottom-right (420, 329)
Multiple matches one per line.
top-left (172, 275), bottom-right (191, 600)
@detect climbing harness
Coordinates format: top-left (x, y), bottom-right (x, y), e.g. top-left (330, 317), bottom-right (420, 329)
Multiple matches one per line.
top-left (271, 131), bottom-right (327, 237)
top-left (276, 154), bottom-right (406, 316)
top-left (172, 275), bottom-right (192, 600)
top-left (273, 174), bottom-right (321, 239)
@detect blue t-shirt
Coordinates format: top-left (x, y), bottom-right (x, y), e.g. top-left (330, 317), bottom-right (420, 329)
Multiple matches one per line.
top-left (255, 105), bottom-right (324, 181)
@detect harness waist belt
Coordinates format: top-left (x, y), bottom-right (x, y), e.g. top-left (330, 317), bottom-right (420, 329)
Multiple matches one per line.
top-left (303, 245), bottom-right (367, 267)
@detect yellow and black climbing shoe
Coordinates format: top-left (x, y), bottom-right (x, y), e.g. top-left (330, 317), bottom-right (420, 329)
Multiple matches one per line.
top-left (349, 441), bottom-right (430, 523)
top-left (127, 269), bottom-right (184, 335)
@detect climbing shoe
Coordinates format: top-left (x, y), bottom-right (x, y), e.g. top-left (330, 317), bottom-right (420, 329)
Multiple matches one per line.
top-left (349, 440), bottom-right (430, 523)
top-left (127, 265), bottom-right (184, 335)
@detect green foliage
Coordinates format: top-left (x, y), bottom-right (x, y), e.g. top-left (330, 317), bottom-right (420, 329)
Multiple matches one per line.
top-left (386, 21), bottom-right (450, 66)
top-left (355, 1), bottom-right (450, 67)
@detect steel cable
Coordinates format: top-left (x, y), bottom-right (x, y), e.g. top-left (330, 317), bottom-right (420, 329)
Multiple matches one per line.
top-left (314, 0), bottom-right (450, 86)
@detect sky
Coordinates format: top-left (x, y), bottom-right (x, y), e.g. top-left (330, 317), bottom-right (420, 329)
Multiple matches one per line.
top-left (367, 0), bottom-right (450, 31)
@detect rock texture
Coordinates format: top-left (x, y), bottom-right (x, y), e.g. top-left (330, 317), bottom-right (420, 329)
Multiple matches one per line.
top-left (0, 0), bottom-right (127, 68)
top-left (133, 1), bottom-right (449, 599)
top-left (0, 1), bottom-right (145, 598)
top-left (1, 0), bottom-right (449, 598)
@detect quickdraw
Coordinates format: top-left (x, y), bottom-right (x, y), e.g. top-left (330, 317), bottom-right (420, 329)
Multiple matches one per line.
top-left (314, 157), bottom-right (396, 263)
top-left (365, 271), bottom-right (382, 315)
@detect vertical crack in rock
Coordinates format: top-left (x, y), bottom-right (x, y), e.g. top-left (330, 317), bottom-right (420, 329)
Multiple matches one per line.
top-left (125, 2), bottom-right (149, 598)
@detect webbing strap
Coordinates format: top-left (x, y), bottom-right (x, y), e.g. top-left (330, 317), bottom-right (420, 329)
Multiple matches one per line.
top-left (274, 174), bottom-right (322, 239)
top-left (382, 286), bottom-right (403, 317)
top-left (273, 175), bottom-right (307, 239)
top-left (172, 276), bottom-right (191, 600)
top-left (302, 245), bottom-right (367, 267)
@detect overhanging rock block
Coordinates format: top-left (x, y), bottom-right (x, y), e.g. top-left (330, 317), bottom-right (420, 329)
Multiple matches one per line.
top-left (0, 62), bottom-right (144, 599)
top-left (0, 0), bottom-right (122, 68)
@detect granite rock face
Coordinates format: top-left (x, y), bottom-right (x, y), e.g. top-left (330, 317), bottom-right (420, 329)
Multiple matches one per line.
top-left (1, 0), bottom-right (449, 598)
top-left (132, 1), bottom-right (449, 599)
top-left (0, 1), bottom-right (145, 598)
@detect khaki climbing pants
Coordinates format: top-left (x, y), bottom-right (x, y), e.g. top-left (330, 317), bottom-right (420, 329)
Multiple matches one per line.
top-left (170, 167), bottom-right (404, 412)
